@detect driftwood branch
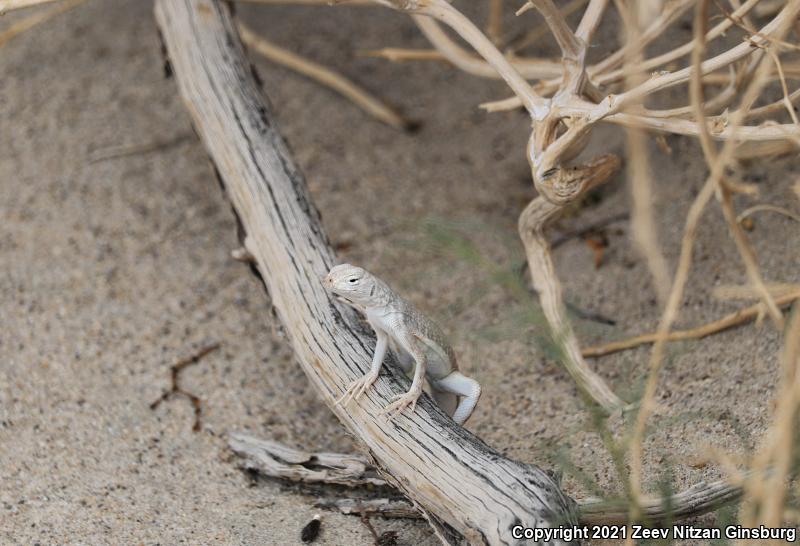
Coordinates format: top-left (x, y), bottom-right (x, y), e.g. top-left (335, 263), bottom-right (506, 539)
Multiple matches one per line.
top-left (228, 432), bottom-right (388, 488)
top-left (155, 1), bottom-right (578, 543)
top-left (577, 477), bottom-right (744, 526)
top-left (315, 497), bottom-right (421, 519)
top-left (230, 434), bottom-right (745, 526)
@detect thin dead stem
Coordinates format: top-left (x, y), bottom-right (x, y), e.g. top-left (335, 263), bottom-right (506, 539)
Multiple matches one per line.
top-left (624, 174), bottom-right (718, 526)
top-left (737, 303), bottom-right (800, 534)
top-left (583, 289), bottom-right (800, 358)
top-left (625, 0), bottom-right (797, 526)
top-left (0, 0), bottom-right (62, 12)
top-left (574, 0), bottom-right (608, 43)
top-left (713, 283), bottom-right (800, 302)
top-left (487, 0), bottom-right (503, 45)
top-left (527, 0), bottom-right (585, 62)
top-left (359, 48), bottom-right (445, 63)
top-left (737, 204), bottom-right (800, 224)
top-left (0, 0), bottom-right (85, 46)
top-left (619, 0), bottom-right (671, 305)
top-left (687, 2), bottom-right (785, 329)
top-left (239, 23), bottom-right (412, 130)
top-left (411, 15), bottom-right (562, 82)
top-left (507, 0), bottom-right (588, 54)
top-left (764, 46), bottom-right (800, 126)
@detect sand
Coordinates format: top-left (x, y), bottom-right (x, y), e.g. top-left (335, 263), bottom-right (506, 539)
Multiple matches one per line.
top-left (1, 1), bottom-right (798, 544)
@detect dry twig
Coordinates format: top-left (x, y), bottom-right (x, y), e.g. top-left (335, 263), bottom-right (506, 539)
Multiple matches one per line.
top-left (238, 23), bottom-right (413, 130)
top-left (0, 0), bottom-right (85, 46)
top-left (738, 303), bottom-right (800, 533)
top-left (150, 341), bottom-right (220, 432)
top-left (87, 133), bottom-right (192, 163)
top-left (583, 289), bottom-right (800, 358)
top-left (619, 0), bottom-right (671, 304)
top-left (487, 0), bottom-right (503, 45)
top-left (737, 204), bottom-right (800, 224)
top-left (317, 497), bottom-right (421, 519)
top-left (0, 0), bottom-right (63, 13)
top-left (624, 0), bottom-right (798, 526)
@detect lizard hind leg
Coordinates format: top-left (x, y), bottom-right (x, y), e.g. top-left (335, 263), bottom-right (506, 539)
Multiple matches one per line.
top-left (388, 338), bottom-right (415, 376)
top-left (431, 372), bottom-right (481, 425)
top-left (431, 388), bottom-right (458, 418)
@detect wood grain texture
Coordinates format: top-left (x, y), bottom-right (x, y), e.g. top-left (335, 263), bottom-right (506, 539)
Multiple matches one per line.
top-left (229, 432), bottom-right (389, 488)
top-left (231, 434), bottom-right (746, 527)
top-left (154, 1), bottom-right (579, 544)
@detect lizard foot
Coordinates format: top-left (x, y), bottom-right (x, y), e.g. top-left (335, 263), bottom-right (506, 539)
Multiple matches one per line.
top-left (379, 388), bottom-right (422, 421)
top-left (336, 373), bottom-right (378, 407)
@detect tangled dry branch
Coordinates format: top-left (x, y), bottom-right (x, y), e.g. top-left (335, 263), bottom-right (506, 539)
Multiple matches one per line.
top-left (7, 0), bottom-right (795, 542)
top-left (234, 0), bottom-right (800, 537)
top-left (230, 0), bottom-right (800, 538)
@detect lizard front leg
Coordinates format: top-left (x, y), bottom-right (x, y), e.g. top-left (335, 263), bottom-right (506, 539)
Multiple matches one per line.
top-left (380, 335), bottom-right (426, 421)
top-left (336, 329), bottom-right (388, 407)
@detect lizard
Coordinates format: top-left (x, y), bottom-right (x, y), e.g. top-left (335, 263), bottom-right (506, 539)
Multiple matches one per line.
top-left (323, 264), bottom-right (481, 425)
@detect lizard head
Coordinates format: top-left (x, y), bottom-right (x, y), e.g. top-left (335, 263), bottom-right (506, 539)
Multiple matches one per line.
top-left (323, 264), bottom-right (381, 307)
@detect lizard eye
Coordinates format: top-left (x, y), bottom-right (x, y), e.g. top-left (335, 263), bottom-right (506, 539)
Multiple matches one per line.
top-left (348, 277), bottom-right (358, 284)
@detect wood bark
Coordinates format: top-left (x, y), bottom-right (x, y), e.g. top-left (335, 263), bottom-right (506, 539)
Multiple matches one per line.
top-left (154, 1), bottom-right (579, 544)
top-left (231, 434), bottom-right (746, 526)
top-left (228, 432), bottom-right (389, 488)
top-left (315, 497), bottom-right (421, 519)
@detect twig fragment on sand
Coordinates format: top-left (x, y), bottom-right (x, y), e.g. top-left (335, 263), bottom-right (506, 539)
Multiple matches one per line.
top-left (736, 204), bottom-right (800, 225)
top-left (317, 498), bottom-right (420, 519)
top-left (583, 289), bottom-right (800, 358)
top-left (238, 23), bottom-right (414, 131)
top-left (87, 133), bottom-right (192, 163)
top-left (360, 514), bottom-right (400, 546)
top-left (0, 0), bottom-right (62, 13)
top-left (150, 341), bottom-right (220, 432)
top-left (229, 432), bottom-right (388, 487)
top-left (0, 0), bottom-right (85, 46)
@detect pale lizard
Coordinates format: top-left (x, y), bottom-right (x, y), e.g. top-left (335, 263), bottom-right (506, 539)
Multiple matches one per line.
top-left (323, 264), bottom-right (481, 425)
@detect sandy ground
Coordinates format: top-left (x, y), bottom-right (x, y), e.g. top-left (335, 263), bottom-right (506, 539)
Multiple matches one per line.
top-left (1, 1), bottom-right (799, 544)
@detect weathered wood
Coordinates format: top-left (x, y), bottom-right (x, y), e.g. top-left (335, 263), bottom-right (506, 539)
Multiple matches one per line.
top-left (229, 432), bottom-right (388, 488)
top-left (577, 477), bottom-right (744, 525)
top-left (154, 1), bottom-right (578, 544)
top-left (315, 497), bottom-right (422, 519)
top-left (231, 434), bottom-right (745, 526)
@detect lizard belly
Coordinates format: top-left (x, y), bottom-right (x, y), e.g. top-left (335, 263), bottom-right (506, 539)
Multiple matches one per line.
top-left (421, 344), bottom-right (453, 380)
top-left (366, 309), bottom-right (453, 379)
